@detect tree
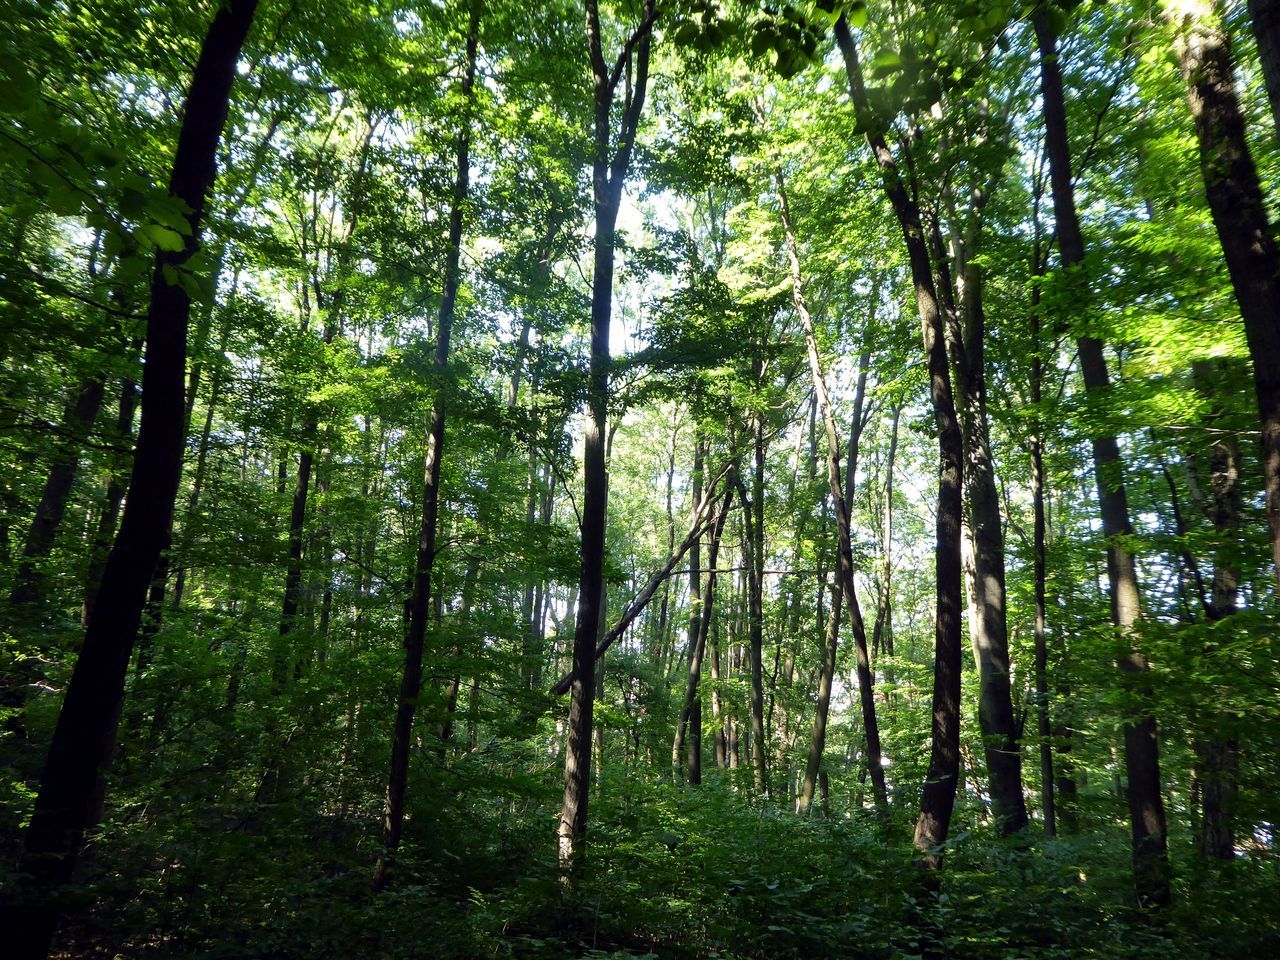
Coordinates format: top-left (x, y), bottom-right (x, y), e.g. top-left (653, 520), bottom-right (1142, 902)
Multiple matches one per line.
top-left (558, 0), bottom-right (656, 872)
top-left (1034, 7), bottom-right (1170, 909)
top-left (2, 2), bottom-right (260, 954)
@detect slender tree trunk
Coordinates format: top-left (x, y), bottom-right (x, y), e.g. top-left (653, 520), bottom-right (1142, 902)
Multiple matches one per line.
top-left (710, 606), bottom-right (727, 769)
top-left (373, 7), bottom-right (478, 890)
top-left (773, 169), bottom-right (887, 811)
top-left (871, 402), bottom-right (899, 681)
top-left (672, 436), bottom-right (703, 779)
top-left (10, 376), bottom-right (108, 606)
top-left (273, 444), bottom-right (314, 686)
top-left (2, 3), bottom-right (258, 955)
top-left (655, 434), bottom-right (677, 672)
top-left (952, 241), bottom-right (1028, 835)
top-left (735, 422), bottom-right (770, 797)
top-left (674, 487), bottom-right (732, 786)
top-left (558, 0), bottom-right (654, 872)
top-left (1195, 361), bottom-right (1243, 857)
top-left (836, 18), bottom-right (964, 870)
top-left (82, 362), bottom-right (140, 623)
top-left (1173, 0), bottom-right (1280, 596)
top-left (799, 571), bottom-right (841, 816)
top-left (1031, 284), bottom-right (1056, 837)
top-left (172, 287), bottom-right (236, 610)
top-left (1035, 11), bottom-right (1169, 908)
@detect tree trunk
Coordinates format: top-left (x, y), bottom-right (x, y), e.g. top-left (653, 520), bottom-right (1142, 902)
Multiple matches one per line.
top-left (10, 375), bottom-right (108, 606)
top-left (1195, 361), bottom-right (1243, 857)
top-left (735, 421), bottom-right (770, 797)
top-left (672, 436), bottom-right (703, 779)
top-left (557, 0), bottom-right (654, 873)
top-left (1174, 0), bottom-right (1280, 596)
top-left (1248, 0), bottom-right (1280, 141)
top-left (82, 362), bottom-right (140, 623)
top-left (799, 571), bottom-right (841, 816)
top-left (373, 6), bottom-right (478, 890)
top-left (1035, 10), bottom-right (1170, 908)
top-left (674, 486), bottom-right (732, 786)
top-left (836, 18), bottom-right (964, 871)
top-left (2, 2), bottom-right (258, 955)
top-left (1031, 279), bottom-right (1055, 837)
top-left (871, 402), bottom-right (900, 681)
top-left (773, 169), bottom-right (887, 811)
top-left (951, 234), bottom-right (1028, 835)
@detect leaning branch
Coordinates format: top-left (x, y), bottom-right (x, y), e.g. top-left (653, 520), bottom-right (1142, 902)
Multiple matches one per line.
top-left (550, 461), bottom-right (731, 696)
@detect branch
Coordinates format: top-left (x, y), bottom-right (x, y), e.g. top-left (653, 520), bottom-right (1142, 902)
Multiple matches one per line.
top-left (607, 4), bottom-right (662, 95)
top-left (550, 461), bottom-right (732, 696)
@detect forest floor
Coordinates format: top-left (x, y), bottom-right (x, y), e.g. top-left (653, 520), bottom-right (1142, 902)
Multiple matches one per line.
top-left (44, 774), bottom-right (1280, 959)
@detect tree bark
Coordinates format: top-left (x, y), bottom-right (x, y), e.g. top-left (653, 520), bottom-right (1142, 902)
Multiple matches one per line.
top-left (1195, 361), bottom-right (1243, 857)
top-left (1031, 274), bottom-right (1055, 837)
top-left (734, 417), bottom-right (770, 797)
top-left (82, 363), bottom-right (140, 624)
top-left (1248, 0), bottom-right (1280, 141)
top-left (836, 17), bottom-right (964, 871)
top-left (1173, 0), bottom-right (1280, 596)
top-left (1035, 11), bottom-right (1169, 908)
top-left (948, 214), bottom-right (1029, 835)
top-left (373, 5), bottom-right (478, 891)
top-left (558, 0), bottom-right (655, 873)
top-left (672, 436), bottom-right (703, 780)
top-left (2, 2), bottom-right (258, 955)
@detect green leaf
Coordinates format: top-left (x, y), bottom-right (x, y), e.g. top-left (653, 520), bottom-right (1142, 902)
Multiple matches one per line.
top-left (872, 50), bottom-right (902, 72)
top-left (140, 224), bottom-right (186, 252)
top-left (674, 22), bottom-right (699, 46)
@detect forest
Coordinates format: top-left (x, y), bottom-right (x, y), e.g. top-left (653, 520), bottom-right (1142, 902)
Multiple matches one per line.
top-left (2, 0), bottom-right (1279, 956)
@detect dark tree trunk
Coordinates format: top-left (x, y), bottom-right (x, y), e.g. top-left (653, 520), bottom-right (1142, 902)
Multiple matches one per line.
top-left (1035, 11), bottom-right (1169, 909)
top-left (1031, 276), bottom-right (1055, 837)
top-left (799, 572), bottom-right (841, 816)
top-left (735, 418), bottom-right (770, 797)
top-left (836, 17), bottom-right (964, 871)
top-left (952, 239), bottom-right (1028, 835)
top-left (557, 0), bottom-right (654, 872)
top-left (675, 486), bottom-right (732, 786)
top-left (1195, 361), bottom-right (1243, 857)
top-left (274, 444), bottom-right (314, 684)
top-left (373, 5), bottom-right (478, 891)
top-left (871, 402), bottom-right (900, 678)
top-left (1175, 0), bottom-right (1280, 596)
top-left (1248, 0), bottom-right (1280, 141)
top-left (10, 376), bottom-right (108, 606)
top-left (672, 437), bottom-right (703, 780)
top-left (170, 297), bottom-right (234, 611)
top-left (2, 2), bottom-right (258, 955)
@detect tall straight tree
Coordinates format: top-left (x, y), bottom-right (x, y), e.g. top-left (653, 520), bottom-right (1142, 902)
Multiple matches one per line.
top-left (939, 169), bottom-right (1030, 835)
top-left (1034, 9), bottom-right (1170, 909)
top-left (1, 1), bottom-right (260, 955)
top-left (772, 166), bottom-right (887, 813)
top-left (557, 0), bottom-right (656, 871)
top-left (835, 17), bottom-right (965, 871)
top-left (1169, 0), bottom-right (1280, 596)
top-left (373, 1), bottom-right (480, 891)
